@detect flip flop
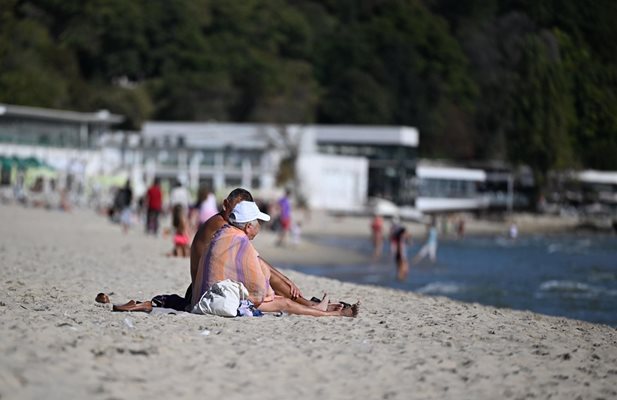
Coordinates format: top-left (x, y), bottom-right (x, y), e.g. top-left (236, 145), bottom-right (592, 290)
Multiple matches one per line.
top-left (312, 296), bottom-right (353, 309)
top-left (339, 301), bottom-right (352, 309)
top-left (95, 293), bottom-right (110, 304)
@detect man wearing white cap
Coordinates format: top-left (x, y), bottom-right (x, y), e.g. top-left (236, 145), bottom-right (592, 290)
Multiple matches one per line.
top-left (192, 201), bottom-right (358, 317)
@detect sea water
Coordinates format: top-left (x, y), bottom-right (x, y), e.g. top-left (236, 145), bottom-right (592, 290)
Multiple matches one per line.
top-left (282, 234), bottom-right (617, 326)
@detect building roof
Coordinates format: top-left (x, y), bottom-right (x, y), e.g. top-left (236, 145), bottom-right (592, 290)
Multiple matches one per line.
top-left (0, 103), bottom-right (124, 124)
top-left (578, 170), bottom-right (617, 185)
top-left (142, 122), bottom-right (282, 149)
top-left (142, 122), bottom-right (419, 149)
top-left (311, 125), bottom-right (419, 147)
top-left (416, 164), bottom-right (486, 181)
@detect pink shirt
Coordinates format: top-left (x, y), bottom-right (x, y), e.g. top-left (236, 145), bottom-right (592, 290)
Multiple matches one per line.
top-left (192, 225), bottom-right (274, 307)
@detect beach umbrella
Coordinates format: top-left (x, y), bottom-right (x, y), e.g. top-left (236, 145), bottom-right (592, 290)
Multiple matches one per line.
top-left (10, 156), bottom-right (25, 169)
top-left (0, 156), bottom-right (13, 169)
top-left (24, 166), bottom-right (59, 187)
top-left (28, 167), bottom-right (58, 179)
top-left (23, 156), bottom-right (43, 168)
top-left (92, 171), bottom-right (130, 189)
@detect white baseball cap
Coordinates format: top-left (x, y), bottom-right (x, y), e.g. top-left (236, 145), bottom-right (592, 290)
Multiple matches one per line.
top-left (229, 201), bottom-right (271, 223)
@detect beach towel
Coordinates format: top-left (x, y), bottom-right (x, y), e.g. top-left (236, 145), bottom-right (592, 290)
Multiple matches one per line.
top-left (191, 279), bottom-right (249, 317)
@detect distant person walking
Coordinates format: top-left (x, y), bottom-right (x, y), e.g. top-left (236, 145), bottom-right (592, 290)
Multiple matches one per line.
top-left (276, 188), bottom-right (292, 246)
top-left (169, 178), bottom-right (191, 213)
top-left (509, 221), bottom-right (518, 240)
top-left (145, 178), bottom-right (163, 235)
top-left (169, 204), bottom-right (191, 257)
top-left (390, 217), bottom-right (410, 281)
top-left (456, 216), bottom-right (465, 239)
top-left (117, 179), bottom-right (133, 233)
top-left (412, 221), bottom-right (439, 265)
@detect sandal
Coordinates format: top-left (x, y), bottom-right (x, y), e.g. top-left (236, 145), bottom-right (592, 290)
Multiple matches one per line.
top-left (95, 293), bottom-right (110, 304)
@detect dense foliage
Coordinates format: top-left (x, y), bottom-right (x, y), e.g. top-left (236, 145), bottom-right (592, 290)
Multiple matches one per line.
top-left (1, 0), bottom-right (616, 176)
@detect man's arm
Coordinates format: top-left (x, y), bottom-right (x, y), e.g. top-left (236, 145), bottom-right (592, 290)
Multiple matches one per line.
top-left (259, 257), bottom-right (303, 300)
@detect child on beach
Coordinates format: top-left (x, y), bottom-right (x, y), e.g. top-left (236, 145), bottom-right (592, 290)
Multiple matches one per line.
top-left (291, 220), bottom-right (302, 246)
top-left (169, 204), bottom-right (190, 257)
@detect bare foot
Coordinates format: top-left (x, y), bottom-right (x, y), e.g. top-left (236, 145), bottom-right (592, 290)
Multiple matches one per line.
top-left (112, 300), bottom-right (136, 311)
top-left (340, 302), bottom-right (360, 317)
top-left (327, 302), bottom-right (344, 312)
top-left (312, 293), bottom-right (330, 311)
top-left (112, 300), bottom-right (152, 312)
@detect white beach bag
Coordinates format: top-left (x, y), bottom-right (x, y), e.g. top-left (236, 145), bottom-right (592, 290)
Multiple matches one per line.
top-left (192, 279), bottom-right (249, 317)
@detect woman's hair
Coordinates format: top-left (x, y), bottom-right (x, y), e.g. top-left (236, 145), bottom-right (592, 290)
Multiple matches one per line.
top-left (227, 188), bottom-right (253, 203)
top-left (172, 204), bottom-right (184, 229)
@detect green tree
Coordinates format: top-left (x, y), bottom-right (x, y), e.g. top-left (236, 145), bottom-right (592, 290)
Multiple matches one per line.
top-left (508, 31), bottom-right (577, 197)
top-left (0, 2), bottom-right (75, 108)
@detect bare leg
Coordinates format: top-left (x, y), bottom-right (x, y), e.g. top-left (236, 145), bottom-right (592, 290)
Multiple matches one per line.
top-left (372, 236), bottom-right (383, 260)
top-left (269, 268), bottom-right (314, 306)
top-left (112, 300), bottom-right (153, 312)
top-left (313, 293), bottom-right (330, 311)
top-left (265, 259), bottom-right (344, 311)
top-left (397, 259), bottom-right (409, 281)
top-left (412, 245), bottom-right (428, 265)
top-left (257, 297), bottom-right (358, 317)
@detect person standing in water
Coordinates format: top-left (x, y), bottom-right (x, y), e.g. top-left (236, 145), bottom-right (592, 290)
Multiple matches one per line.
top-left (390, 217), bottom-right (410, 281)
top-left (412, 220), bottom-right (439, 265)
top-left (371, 213), bottom-right (384, 261)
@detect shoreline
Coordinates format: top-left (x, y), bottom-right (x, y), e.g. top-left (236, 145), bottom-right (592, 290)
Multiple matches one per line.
top-left (255, 209), bottom-right (598, 268)
top-left (1, 204), bottom-right (616, 399)
top-left (298, 209), bottom-right (586, 239)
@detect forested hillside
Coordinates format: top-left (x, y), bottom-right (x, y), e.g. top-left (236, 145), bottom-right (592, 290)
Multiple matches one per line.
top-left (1, 0), bottom-right (616, 177)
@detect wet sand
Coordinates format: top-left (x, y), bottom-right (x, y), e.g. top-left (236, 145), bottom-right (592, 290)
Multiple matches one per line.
top-left (0, 204), bottom-right (615, 399)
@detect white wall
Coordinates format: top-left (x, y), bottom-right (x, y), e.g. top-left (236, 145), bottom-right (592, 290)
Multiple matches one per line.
top-left (296, 153), bottom-right (368, 211)
top-left (415, 197), bottom-right (490, 212)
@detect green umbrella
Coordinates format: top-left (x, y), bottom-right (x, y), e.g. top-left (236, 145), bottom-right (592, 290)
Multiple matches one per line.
top-left (0, 156), bottom-right (13, 169)
top-left (23, 156), bottom-right (43, 168)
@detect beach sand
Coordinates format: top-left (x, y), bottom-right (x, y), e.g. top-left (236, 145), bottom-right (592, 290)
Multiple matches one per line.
top-left (0, 204), bottom-right (615, 400)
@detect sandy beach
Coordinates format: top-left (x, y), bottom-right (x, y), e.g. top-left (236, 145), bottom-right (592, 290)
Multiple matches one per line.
top-left (0, 204), bottom-right (615, 400)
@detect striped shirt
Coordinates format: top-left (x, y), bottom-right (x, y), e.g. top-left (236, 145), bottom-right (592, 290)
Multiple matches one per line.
top-left (192, 224), bottom-right (274, 307)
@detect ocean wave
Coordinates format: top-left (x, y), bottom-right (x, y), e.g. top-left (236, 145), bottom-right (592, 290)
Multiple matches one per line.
top-left (547, 243), bottom-right (563, 254)
top-left (362, 274), bottom-right (383, 283)
top-left (540, 280), bottom-right (592, 292)
top-left (538, 280), bottom-right (617, 298)
top-left (416, 282), bottom-right (463, 295)
top-left (547, 239), bottom-right (593, 255)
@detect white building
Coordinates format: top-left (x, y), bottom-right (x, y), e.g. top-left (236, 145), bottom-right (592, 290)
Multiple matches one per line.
top-left (415, 162), bottom-right (489, 213)
top-left (137, 122), bottom-right (419, 211)
top-left (0, 103), bottom-right (123, 191)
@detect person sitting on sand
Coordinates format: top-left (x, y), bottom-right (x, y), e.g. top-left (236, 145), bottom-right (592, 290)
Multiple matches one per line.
top-left (109, 188), bottom-right (349, 313)
top-left (188, 188), bottom-right (342, 311)
top-left (192, 200), bottom-right (358, 317)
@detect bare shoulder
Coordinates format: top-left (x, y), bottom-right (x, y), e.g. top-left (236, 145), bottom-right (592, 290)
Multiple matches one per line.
top-left (194, 214), bottom-right (225, 245)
